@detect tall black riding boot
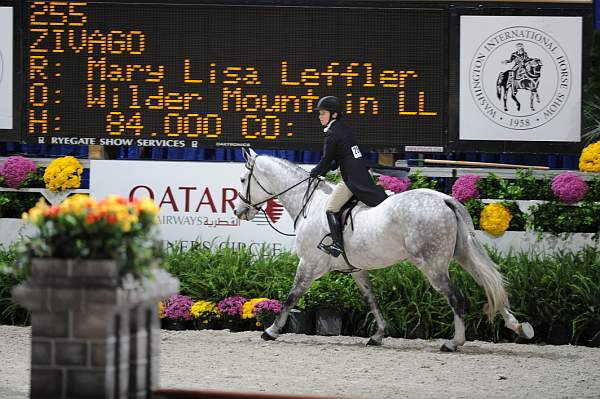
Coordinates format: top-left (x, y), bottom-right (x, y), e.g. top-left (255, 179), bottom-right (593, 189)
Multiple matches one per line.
top-left (317, 211), bottom-right (344, 258)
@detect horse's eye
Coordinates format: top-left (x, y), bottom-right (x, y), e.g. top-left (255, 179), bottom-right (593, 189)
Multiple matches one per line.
top-left (241, 178), bottom-right (246, 183)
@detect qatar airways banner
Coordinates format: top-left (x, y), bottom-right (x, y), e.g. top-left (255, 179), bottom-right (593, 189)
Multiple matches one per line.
top-left (90, 160), bottom-right (298, 255)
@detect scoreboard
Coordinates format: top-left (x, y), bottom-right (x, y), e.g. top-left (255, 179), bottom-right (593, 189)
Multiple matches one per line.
top-left (23, 1), bottom-right (445, 151)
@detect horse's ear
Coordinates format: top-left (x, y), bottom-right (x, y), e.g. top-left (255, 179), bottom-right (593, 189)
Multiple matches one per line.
top-left (241, 147), bottom-right (250, 162)
top-left (248, 148), bottom-right (258, 158)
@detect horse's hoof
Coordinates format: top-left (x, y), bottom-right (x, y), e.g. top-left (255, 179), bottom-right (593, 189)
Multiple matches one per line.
top-left (518, 322), bottom-right (535, 339)
top-left (367, 338), bottom-right (382, 346)
top-left (440, 342), bottom-right (457, 352)
top-left (261, 331), bottom-right (277, 341)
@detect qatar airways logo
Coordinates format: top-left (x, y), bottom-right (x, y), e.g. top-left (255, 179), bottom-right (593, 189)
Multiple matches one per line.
top-left (251, 199), bottom-right (285, 225)
top-left (127, 184), bottom-right (285, 227)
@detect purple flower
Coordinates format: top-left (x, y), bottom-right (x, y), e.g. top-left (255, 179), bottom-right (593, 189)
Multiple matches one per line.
top-left (217, 296), bottom-right (247, 316)
top-left (551, 172), bottom-right (588, 205)
top-left (253, 299), bottom-right (283, 317)
top-left (0, 156), bottom-right (37, 188)
top-left (378, 175), bottom-right (411, 194)
top-left (163, 294), bottom-right (194, 321)
top-left (452, 175), bottom-right (481, 203)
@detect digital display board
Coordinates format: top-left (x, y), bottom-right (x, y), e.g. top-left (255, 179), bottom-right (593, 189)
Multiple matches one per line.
top-left (24, 1), bottom-right (445, 150)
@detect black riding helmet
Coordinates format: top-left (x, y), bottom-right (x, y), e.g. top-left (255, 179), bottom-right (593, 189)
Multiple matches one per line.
top-left (314, 96), bottom-right (342, 117)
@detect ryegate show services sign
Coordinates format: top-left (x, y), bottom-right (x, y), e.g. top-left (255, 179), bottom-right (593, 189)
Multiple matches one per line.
top-left (0, 6), bottom-right (12, 129)
top-left (459, 16), bottom-right (582, 142)
top-left (90, 160), bottom-right (297, 254)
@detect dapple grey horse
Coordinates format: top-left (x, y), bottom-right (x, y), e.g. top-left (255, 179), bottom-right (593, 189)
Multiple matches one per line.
top-left (233, 149), bottom-right (534, 352)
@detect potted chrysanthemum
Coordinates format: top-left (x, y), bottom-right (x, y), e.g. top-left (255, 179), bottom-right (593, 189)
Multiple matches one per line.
top-left (162, 294), bottom-right (194, 330)
top-left (190, 300), bottom-right (221, 330)
top-left (253, 299), bottom-right (283, 329)
top-left (217, 296), bottom-right (247, 332)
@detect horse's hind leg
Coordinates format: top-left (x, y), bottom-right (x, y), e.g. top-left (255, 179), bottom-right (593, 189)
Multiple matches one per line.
top-left (262, 259), bottom-right (325, 341)
top-left (453, 239), bottom-right (534, 340)
top-left (412, 257), bottom-right (466, 352)
top-left (351, 270), bottom-right (386, 346)
top-left (500, 308), bottom-right (534, 339)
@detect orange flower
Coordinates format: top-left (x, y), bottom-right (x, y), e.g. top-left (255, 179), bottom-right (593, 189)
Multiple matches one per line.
top-left (106, 214), bottom-right (118, 224)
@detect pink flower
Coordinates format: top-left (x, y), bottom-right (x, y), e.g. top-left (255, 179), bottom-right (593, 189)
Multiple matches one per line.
top-left (452, 175), bottom-right (481, 203)
top-left (551, 172), bottom-right (588, 205)
top-left (378, 175), bottom-right (411, 194)
top-left (0, 156), bottom-right (37, 188)
top-left (217, 296), bottom-right (248, 316)
top-left (253, 299), bottom-right (283, 317)
top-left (163, 294), bottom-right (194, 321)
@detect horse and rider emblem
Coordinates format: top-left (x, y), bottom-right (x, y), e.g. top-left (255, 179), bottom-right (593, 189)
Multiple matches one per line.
top-left (496, 43), bottom-right (543, 112)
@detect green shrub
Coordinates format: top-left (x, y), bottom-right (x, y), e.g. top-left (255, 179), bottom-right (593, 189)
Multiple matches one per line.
top-left (409, 171), bottom-right (439, 190)
top-left (2, 244), bottom-right (599, 346)
top-left (529, 201), bottom-right (600, 235)
top-left (0, 246), bottom-right (29, 325)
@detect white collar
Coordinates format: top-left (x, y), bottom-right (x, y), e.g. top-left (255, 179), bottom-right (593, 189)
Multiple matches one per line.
top-left (323, 120), bottom-right (336, 133)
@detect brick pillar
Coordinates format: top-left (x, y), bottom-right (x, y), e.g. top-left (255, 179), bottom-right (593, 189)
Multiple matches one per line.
top-left (12, 258), bottom-right (179, 399)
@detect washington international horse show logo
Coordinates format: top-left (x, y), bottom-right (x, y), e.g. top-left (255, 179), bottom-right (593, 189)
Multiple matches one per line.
top-left (251, 199), bottom-right (284, 226)
top-left (468, 26), bottom-right (572, 131)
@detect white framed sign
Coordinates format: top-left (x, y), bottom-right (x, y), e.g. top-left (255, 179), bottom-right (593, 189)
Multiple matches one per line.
top-left (0, 7), bottom-right (13, 129)
top-left (90, 160), bottom-right (299, 255)
top-left (460, 16), bottom-right (582, 142)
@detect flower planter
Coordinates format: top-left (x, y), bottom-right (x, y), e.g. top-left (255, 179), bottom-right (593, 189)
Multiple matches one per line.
top-left (547, 322), bottom-right (572, 346)
top-left (163, 319), bottom-right (191, 331)
top-left (12, 257), bottom-right (179, 399)
top-left (475, 231), bottom-right (597, 254)
top-left (283, 309), bottom-right (315, 335)
top-left (315, 308), bottom-right (343, 336)
top-left (221, 318), bottom-right (246, 332)
top-left (193, 319), bottom-right (219, 330)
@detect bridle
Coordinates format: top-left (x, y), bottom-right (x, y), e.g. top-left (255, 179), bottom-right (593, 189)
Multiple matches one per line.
top-left (237, 156), bottom-right (321, 236)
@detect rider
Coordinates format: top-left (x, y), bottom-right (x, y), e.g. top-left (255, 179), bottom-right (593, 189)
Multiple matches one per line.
top-left (309, 96), bottom-right (388, 258)
top-left (502, 43), bottom-right (530, 72)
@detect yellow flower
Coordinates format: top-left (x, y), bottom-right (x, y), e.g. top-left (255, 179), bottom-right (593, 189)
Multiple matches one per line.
top-left (159, 302), bottom-right (165, 319)
top-left (480, 203), bottom-right (512, 236)
top-left (22, 198), bottom-right (49, 225)
top-left (137, 197), bottom-right (159, 217)
top-left (579, 141), bottom-right (600, 173)
top-left (60, 194), bottom-right (94, 215)
top-left (241, 298), bottom-right (269, 319)
top-left (44, 156), bottom-right (83, 192)
top-left (191, 300), bottom-right (221, 320)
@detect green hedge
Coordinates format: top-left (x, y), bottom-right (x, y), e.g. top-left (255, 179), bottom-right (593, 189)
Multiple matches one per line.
top-left (1, 246), bottom-right (599, 345)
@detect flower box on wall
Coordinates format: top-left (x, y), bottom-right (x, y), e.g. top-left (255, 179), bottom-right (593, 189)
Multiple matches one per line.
top-left (475, 231), bottom-right (597, 254)
top-left (0, 187), bottom-right (90, 249)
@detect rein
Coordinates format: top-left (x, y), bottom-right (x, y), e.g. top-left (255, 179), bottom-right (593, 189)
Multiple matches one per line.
top-left (238, 156), bottom-right (321, 236)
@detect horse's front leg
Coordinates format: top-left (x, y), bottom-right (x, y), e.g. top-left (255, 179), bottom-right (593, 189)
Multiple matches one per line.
top-left (262, 259), bottom-right (325, 341)
top-left (351, 270), bottom-right (387, 346)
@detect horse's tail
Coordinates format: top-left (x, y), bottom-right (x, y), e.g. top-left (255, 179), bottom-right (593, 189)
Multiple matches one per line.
top-left (496, 72), bottom-right (507, 99)
top-left (444, 197), bottom-right (509, 321)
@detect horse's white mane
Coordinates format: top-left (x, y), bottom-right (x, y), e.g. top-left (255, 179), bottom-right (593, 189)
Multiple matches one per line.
top-left (258, 155), bottom-right (333, 194)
